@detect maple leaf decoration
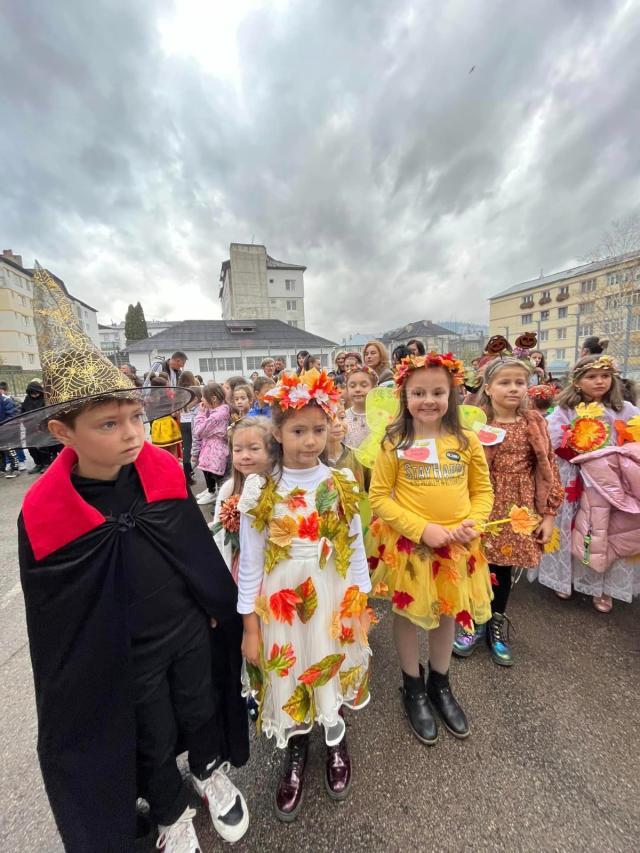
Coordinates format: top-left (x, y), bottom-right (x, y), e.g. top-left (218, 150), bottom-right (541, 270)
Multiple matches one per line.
top-left (392, 590), bottom-right (414, 610)
top-left (269, 588), bottom-right (302, 625)
top-left (467, 555), bottom-right (477, 575)
top-left (455, 610), bottom-right (474, 631)
top-left (298, 653), bottom-right (345, 687)
top-left (285, 487), bottom-right (307, 511)
top-left (297, 511), bottom-right (320, 541)
top-left (268, 515), bottom-right (298, 548)
top-left (373, 581), bottom-right (389, 596)
top-left (265, 642), bottom-right (297, 677)
top-left (508, 505), bottom-right (540, 535)
top-left (338, 624), bottom-right (354, 645)
top-left (564, 479), bottom-right (583, 503)
top-left (432, 560), bottom-right (441, 578)
top-left (543, 527), bottom-right (561, 554)
top-left (340, 585), bottom-right (368, 618)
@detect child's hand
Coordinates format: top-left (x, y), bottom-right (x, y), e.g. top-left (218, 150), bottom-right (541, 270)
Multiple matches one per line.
top-left (359, 607), bottom-right (372, 637)
top-left (450, 519), bottom-right (478, 544)
top-left (535, 514), bottom-right (555, 545)
top-left (241, 629), bottom-right (261, 666)
top-left (421, 523), bottom-right (452, 549)
top-left (210, 617), bottom-right (218, 628)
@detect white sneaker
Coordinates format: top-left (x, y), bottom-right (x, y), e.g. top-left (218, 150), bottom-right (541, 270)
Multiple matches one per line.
top-left (18, 462), bottom-right (27, 471)
top-left (4, 464), bottom-right (10, 472)
top-left (156, 806), bottom-right (200, 852)
top-left (4, 470), bottom-right (18, 479)
top-left (195, 488), bottom-right (210, 499)
top-left (196, 491), bottom-right (216, 506)
top-left (191, 762), bottom-right (249, 843)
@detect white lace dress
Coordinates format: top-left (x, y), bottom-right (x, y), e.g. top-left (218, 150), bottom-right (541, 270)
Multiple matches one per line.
top-left (530, 402), bottom-right (640, 601)
top-left (237, 464), bottom-right (372, 748)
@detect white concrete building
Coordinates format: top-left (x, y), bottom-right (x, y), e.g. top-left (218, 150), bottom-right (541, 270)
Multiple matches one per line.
top-left (0, 250), bottom-right (99, 370)
top-left (98, 320), bottom-right (174, 355)
top-left (219, 243), bottom-right (306, 330)
top-left (126, 319), bottom-right (336, 382)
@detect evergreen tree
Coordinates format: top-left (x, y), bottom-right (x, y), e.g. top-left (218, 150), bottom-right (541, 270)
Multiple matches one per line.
top-left (134, 302), bottom-right (149, 339)
top-left (124, 304), bottom-right (137, 342)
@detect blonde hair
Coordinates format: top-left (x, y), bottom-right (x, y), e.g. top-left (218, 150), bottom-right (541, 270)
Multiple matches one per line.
top-left (557, 355), bottom-right (625, 412)
top-left (363, 340), bottom-right (390, 371)
top-left (229, 416), bottom-right (274, 494)
top-left (478, 357), bottom-right (531, 418)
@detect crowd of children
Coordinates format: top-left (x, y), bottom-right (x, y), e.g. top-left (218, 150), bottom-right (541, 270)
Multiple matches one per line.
top-left (3, 274), bottom-right (639, 853)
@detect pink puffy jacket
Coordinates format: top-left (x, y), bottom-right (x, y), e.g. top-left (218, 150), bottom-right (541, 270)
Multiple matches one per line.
top-left (571, 443), bottom-right (640, 571)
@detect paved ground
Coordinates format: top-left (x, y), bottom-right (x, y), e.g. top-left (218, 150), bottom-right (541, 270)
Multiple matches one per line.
top-left (1, 468), bottom-right (639, 852)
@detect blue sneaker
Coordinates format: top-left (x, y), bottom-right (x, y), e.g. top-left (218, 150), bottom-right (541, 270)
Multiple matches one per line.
top-left (452, 623), bottom-right (485, 658)
top-left (486, 613), bottom-right (514, 666)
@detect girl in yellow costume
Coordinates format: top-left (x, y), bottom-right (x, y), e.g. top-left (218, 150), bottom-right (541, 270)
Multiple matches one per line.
top-left (370, 352), bottom-right (493, 743)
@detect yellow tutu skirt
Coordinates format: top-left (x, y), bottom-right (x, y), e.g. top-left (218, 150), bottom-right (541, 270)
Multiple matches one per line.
top-left (369, 518), bottom-right (493, 631)
top-left (151, 416), bottom-right (182, 448)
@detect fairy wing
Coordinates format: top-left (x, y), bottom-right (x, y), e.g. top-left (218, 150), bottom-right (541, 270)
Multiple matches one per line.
top-left (459, 405), bottom-right (486, 430)
top-left (355, 388), bottom-right (400, 469)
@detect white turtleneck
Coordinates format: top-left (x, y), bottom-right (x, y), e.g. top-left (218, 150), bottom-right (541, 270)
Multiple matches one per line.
top-left (237, 463), bottom-right (371, 614)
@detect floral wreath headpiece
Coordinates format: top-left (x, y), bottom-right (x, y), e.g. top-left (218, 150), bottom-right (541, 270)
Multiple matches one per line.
top-left (394, 352), bottom-right (465, 389)
top-left (572, 354), bottom-right (620, 380)
top-left (345, 364), bottom-right (378, 381)
top-left (263, 368), bottom-right (341, 416)
top-left (527, 384), bottom-right (556, 403)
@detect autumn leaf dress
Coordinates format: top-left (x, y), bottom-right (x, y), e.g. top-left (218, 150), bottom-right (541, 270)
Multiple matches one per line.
top-left (369, 432), bottom-right (494, 630)
top-left (237, 464), bottom-right (372, 748)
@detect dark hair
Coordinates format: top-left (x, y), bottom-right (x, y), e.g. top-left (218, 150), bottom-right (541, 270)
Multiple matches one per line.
top-left (203, 382), bottom-right (226, 406)
top-left (384, 365), bottom-right (468, 451)
top-left (407, 339), bottom-right (426, 355)
top-left (178, 371), bottom-right (196, 387)
top-left (194, 375), bottom-right (204, 385)
top-left (296, 350), bottom-right (310, 374)
top-left (557, 355), bottom-right (624, 412)
top-left (171, 351), bottom-right (187, 361)
top-left (0, 381), bottom-right (9, 391)
top-left (254, 376), bottom-right (275, 396)
top-left (392, 344), bottom-right (412, 364)
top-left (303, 354), bottom-right (321, 372)
top-left (530, 350), bottom-right (547, 372)
top-left (49, 396), bottom-right (141, 428)
top-left (622, 377), bottom-right (638, 405)
top-left (582, 336), bottom-right (608, 355)
top-left (149, 371), bottom-right (169, 387)
top-left (227, 375), bottom-right (249, 392)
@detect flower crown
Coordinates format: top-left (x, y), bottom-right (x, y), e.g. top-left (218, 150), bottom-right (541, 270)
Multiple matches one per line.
top-left (345, 364), bottom-right (378, 381)
top-left (264, 368), bottom-right (341, 416)
top-left (394, 352), bottom-right (465, 388)
top-left (572, 354), bottom-right (620, 379)
top-left (527, 384), bottom-right (556, 402)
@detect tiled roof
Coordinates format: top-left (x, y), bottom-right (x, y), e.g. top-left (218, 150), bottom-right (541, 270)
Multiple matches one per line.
top-left (126, 319), bottom-right (337, 353)
top-left (491, 249), bottom-right (640, 299)
top-left (380, 320), bottom-right (455, 343)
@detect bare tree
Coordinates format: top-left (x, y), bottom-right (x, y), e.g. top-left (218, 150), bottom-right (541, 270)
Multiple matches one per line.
top-left (578, 214), bottom-right (640, 375)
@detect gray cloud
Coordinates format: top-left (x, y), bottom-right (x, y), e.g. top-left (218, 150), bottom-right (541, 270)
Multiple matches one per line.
top-left (1, 0), bottom-right (639, 340)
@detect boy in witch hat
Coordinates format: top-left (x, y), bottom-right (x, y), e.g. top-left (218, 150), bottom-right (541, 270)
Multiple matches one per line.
top-left (0, 266), bottom-right (250, 852)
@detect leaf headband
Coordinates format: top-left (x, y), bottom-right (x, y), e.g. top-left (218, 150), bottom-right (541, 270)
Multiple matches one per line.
top-left (263, 368), bottom-right (342, 416)
top-left (394, 352), bottom-right (465, 388)
top-left (572, 354), bottom-right (620, 380)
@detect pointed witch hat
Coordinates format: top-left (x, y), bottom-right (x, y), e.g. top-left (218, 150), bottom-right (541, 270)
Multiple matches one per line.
top-left (0, 263), bottom-right (193, 450)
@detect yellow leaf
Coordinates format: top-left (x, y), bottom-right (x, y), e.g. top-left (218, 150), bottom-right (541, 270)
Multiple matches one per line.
top-left (339, 665), bottom-right (362, 694)
top-left (373, 581), bottom-right (389, 596)
top-left (254, 594), bottom-right (270, 624)
top-left (508, 505), bottom-right (541, 535)
top-left (544, 527), bottom-right (561, 554)
top-left (282, 684), bottom-right (311, 724)
top-left (340, 585), bottom-right (368, 618)
top-left (248, 476), bottom-right (280, 532)
top-left (268, 515), bottom-right (298, 548)
top-left (575, 402), bottom-right (605, 419)
top-left (332, 469), bottom-right (362, 523)
top-left (330, 611), bottom-right (341, 640)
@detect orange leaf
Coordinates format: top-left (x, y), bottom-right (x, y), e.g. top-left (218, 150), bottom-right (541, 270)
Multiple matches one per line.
top-left (298, 653), bottom-right (345, 687)
top-left (269, 588), bottom-right (303, 625)
top-left (508, 505), bottom-right (540, 535)
top-left (297, 511), bottom-right (320, 541)
top-left (268, 515), bottom-right (298, 548)
top-left (438, 596), bottom-right (454, 617)
top-left (373, 581), bottom-right (389, 596)
top-left (285, 487), bottom-right (308, 511)
top-left (340, 585), bottom-right (368, 618)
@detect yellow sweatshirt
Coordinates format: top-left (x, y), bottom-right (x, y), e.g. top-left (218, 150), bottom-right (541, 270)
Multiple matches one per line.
top-left (369, 431), bottom-right (494, 543)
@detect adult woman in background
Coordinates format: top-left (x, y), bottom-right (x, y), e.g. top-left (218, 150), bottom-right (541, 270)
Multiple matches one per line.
top-left (363, 340), bottom-right (394, 384)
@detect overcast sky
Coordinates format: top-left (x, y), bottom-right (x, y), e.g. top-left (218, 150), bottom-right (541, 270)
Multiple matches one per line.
top-left (2, 0), bottom-right (639, 342)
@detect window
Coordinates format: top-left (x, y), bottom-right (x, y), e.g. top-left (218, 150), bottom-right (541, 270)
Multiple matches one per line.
top-left (556, 327), bottom-right (567, 340)
top-left (581, 278), bottom-right (596, 293)
top-left (540, 310), bottom-right (549, 321)
top-left (269, 279), bottom-right (274, 283)
top-left (632, 290), bottom-right (640, 306)
top-left (285, 279), bottom-right (296, 291)
top-left (246, 356), bottom-right (267, 370)
top-left (290, 355), bottom-right (299, 368)
top-left (603, 319), bottom-right (623, 335)
top-left (28, 353), bottom-right (35, 365)
top-left (286, 300), bottom-right (297, 311)
top-left (556, 348), bottom-right (566, 359)
top-left (579, 301), bottom-right (595, 315)
top-left (199, 357), bottom-right (243, 372)
top-left (199, 358), bottom-right (215, 373)
top-left (539, 329), bottom-right (549, 342)
top-left (558, 307), bottom-right (568, 318)
top-left (541, 290), bottom-right (551, 300)
top-left (521, 313), bottom-right (533, 324)
top-left (607, 271), bottom-right (623, 286)
top-left (557, 286), bottom-right (569, 298)
top-left (21, 295), bottom-right (26, 306)
top-left (287, 320), bottom-right (298, 328)
top-left (605, 294), bottom-right (623, 310)
top-left (578, 324), bottom-right (594, 337)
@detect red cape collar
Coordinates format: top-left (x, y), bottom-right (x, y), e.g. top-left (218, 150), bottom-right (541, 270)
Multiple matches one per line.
top-left (23, 441), bottom-right (188, 560)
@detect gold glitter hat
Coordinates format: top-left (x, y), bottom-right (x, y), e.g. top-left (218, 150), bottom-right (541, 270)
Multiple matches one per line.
top-left (0, 263), bottom-right (193, 450)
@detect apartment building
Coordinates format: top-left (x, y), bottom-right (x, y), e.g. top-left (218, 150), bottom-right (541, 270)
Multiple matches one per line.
top-left (98, 320), bottom-right (174, 356)
top-left (489, 250), bottom-right (640, 377)
top-left (219, 243), bottom-right (306, 329)
top-left (0, 250), bottom-right (99, 372)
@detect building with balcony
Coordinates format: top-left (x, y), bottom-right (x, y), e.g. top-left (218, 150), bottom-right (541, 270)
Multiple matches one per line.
top-left (219, 243), bottom-right (306, 330)
top-left (0, 250), bottom-right (99, 378)
top-left (489, 250), bottom-right (640, 377)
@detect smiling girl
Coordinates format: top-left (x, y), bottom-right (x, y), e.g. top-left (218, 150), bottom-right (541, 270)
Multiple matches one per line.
top-left (370, 353), bottom-right (493, 745)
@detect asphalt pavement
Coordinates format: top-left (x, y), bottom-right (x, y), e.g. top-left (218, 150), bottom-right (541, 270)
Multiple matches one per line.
top-left (1, 469), bottom-right (638, 852)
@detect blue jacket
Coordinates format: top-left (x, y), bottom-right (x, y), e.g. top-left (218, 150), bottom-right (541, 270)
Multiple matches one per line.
top-left (247, 402), bottom-right (271, 418)
top-left (0, 394), bottom-right (16, 424)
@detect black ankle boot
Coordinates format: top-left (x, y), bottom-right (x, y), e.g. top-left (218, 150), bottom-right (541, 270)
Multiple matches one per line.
top-left (275, 734), bottom-right (309, 822)
top-left (401, 665), bottom-right (438, 745)
top-left (426, 666), bottom-right (469, 739)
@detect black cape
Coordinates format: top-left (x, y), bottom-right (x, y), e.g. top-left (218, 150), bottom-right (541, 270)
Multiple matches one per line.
top-left (19, 443), bottom-right (247, 853)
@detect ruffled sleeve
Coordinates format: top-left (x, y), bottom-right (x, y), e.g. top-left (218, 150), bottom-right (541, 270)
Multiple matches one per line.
top-left (237, 473), bottom-right (266, 515)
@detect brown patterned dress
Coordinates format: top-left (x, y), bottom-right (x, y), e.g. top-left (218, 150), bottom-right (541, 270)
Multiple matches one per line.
top-left (483, 419), bottom-right (543, 569)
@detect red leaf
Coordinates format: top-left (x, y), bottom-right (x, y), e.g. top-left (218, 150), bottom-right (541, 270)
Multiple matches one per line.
top-left (467, 555), bottom-right (477, 575)
top-left (391, 590), bottom-right (414, 610)
top-left (432, 560), bottom-right (441, 579)
top-left (434, 545), bottom-right (451, 560)
top-left (490, 572), bottom-right (498, 586)
top-left (397, 536), bottom-right (415, 554)
top-left (297, 511), bottom-right (320, 541)
top-left (269, 588), bottom-right (303, 625)
top-left (455, 609), bottom-right (473, 630)
top-left (565, 479), bottom-right (583, 503)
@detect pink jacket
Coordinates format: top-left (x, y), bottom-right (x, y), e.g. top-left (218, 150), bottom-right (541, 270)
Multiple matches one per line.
top-left (193, 404), bottom-right (230, 475)
top-left (571, 443), bottom-right (640, 571)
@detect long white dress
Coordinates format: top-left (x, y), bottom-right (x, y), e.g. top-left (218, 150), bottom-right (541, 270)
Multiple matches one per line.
top-left (238, 464), bottom-right (372, 749)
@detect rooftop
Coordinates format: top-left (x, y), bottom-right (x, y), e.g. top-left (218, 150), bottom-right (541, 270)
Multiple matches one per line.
top-left (219, 247), bottom-right (306, 281)
top-left (380, 319), bottom-right (455, 343)
top-left (0, 253), bottom-right (98, 312)
top-left (492, 249), bottom-right (640, 300)
top-left (126, 319), bottom-right (337, 353)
